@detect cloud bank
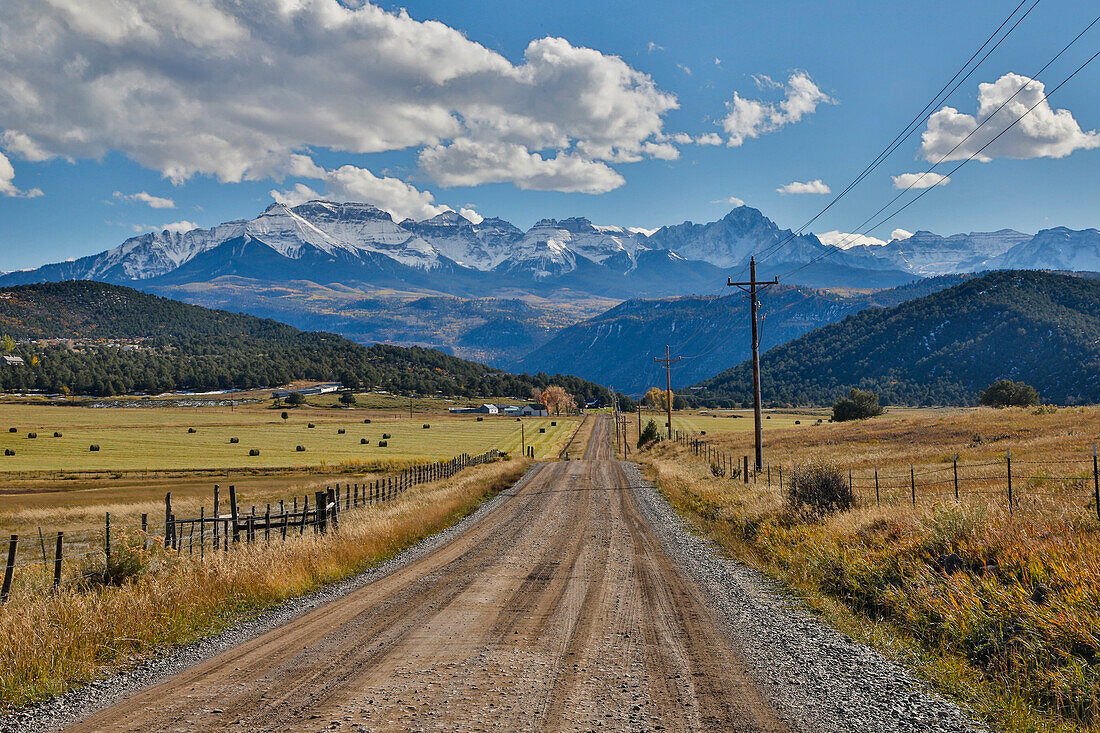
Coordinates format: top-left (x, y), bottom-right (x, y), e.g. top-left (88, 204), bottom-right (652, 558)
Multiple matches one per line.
top-left (0, 0), bottom-right (679, 219)
top-left (723, 72), bottom-right (834, 147)
top-left (777, 179), bottom-right (831, 195)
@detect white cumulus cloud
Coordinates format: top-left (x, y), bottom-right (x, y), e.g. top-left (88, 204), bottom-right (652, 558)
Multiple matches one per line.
top-left (0, 151), bottom-right (42, 197)
top-left (891, 228), bottom-right (914, 241)
top-left (891, 172), bottom-right (951, 189)
top-left (0, 1), bottom-right (678, 199)
top-left (776, 179), bottom-right (831, 195)
top-left (817, 231), bottom-right (886, 249)
top-left (921, 73), bottom-right (1100, 162)
top-left (723, 72), bottom-right (834, 146)
top-left (113, 190), bottom-right (175, 208)
top-left (419, 140), bottom-right (624, 194)
top-left (133, 220), bottom-right (200, 234)
top-left (711, 196), bottom-right (745, 207)
top-left (459, 207), bottom-right (483, 224)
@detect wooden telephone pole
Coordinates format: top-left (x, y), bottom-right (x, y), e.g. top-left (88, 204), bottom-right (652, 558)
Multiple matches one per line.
top-left (728, 256), bottom-right (777, 471)
top-left (654, 345), bottom-right (681, 440)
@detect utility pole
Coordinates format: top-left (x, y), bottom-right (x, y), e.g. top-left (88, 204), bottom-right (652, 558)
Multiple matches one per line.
top-left (654, 345), bottom-right (681, 440)
top-left (728, 256), bottom-right (777, 471)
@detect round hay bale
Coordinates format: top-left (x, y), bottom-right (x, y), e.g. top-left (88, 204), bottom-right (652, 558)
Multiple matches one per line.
top-left (476, 416), bottom-right (483, 421)
top-left (794, 420), bottom-right (801, 425)
top-left (378, 440), bottom-right (388, 447)
top-left (700, 431), bottom-right (706, 435)
top-left (765, 415), bottom-right (771, 419)
top-left (382, 433), bottom-right (391, 439)
top-left (4, 448), bottom-right (14, 456)
top-left (337, 428), bottom-right (346, 434)
top-left (27, 432), bottom-right (37, 439)
top-left (53, 432), bottom-right (62, 437)
top-left (7, 427), bottom-right (15, 433)
top-left (187, 427), bottom-right (197, 433)
top-left (307, 423), bottom-right (315, 429)
top-left (539, 427), bottom-right (546, 433)
top-left (89, 444), bottom-right (100, 452)
top-left (296, 445), bottom-right (306, 452)
top-left (360, 438), bottom-right (367, 444)
top-left (248, 448), bottom-right (260, 456)
top-left (229, 437), bottom-right (239, 444)
top-left (422, 424), bottom-right (430, 429)
top-left (551, 421), bottom-right (557, 426)
top-left (364, 418), bottom-right (372, 424)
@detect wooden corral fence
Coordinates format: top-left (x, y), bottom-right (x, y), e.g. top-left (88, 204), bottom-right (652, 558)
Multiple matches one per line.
top-left (1, 449), bottom-right (503, 603)
top-left (676, 431), bottom-right (1100, 520)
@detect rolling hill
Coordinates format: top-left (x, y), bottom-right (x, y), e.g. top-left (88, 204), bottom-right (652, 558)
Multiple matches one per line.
top-left (0, 281), bottom-right (612, 403)
top-left (691, 271), bottom-right (1100, 407)
top-left (515, 275), bottom-right (974, 393)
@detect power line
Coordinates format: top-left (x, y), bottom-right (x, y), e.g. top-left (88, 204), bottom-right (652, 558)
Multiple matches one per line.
top-left (778, 32), bottom-right (1100, 280)
top-left (734, 0), bottom-right (1042, 272)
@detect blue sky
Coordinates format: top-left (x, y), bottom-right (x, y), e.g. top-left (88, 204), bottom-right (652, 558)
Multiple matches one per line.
top-left (0, 0), bottom-right (1097, 270)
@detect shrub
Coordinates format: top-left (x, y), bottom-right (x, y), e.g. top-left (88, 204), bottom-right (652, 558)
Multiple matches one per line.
top-left (78, 535), bottom-right (153, 588)
top-left (53, 432), bottom-right (62, 437)
top-left (89, 444), bottom-right (100, 452)
top-left (280, 411), bottom-right (288, 422)
top-left (187, 427), bottom-right (196, 433)
top-left (637, 419), bottom-right (661, 449)
top-left (339, 392), bottom-right (357, 406)
top-left (378, 440), bottom-right (388, 447)
top-left (296, 445), bottom-right (306, 452)
top-left (285, 392), bottom-right (305, 406)
top-left (979, 379), bottom-right (1040, 408)
top-left (27, 432), bottom-right (36, 439)
top-left (229, 437), bottom-right (239, 444)
top-left (832, 389), bottom-right (885, 422)
top-left (248, 448), bottom-right (260, 456)
top-left (786, 462), bottom-right (853, 518)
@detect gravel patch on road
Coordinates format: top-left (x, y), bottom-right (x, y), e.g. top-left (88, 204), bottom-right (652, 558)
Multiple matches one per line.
top-left (0, 463), bottom-right (546, 733)
top-left (620, 461), bottom-right (987, 733)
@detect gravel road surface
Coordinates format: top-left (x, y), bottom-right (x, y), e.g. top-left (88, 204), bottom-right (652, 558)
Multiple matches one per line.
top-left (14, 415), bottom-right (982, 732)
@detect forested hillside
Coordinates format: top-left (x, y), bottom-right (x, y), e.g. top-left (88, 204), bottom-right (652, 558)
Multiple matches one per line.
top-left (692, 271), bottom-right (1100, 406)
top-left (0, 281), bottom-right (611, 402)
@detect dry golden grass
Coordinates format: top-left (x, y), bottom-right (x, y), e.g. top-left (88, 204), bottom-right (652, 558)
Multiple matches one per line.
top-left (0, 458), bottom-right (527, 711)
top-left (641, 406), bottom-right (1100, 732)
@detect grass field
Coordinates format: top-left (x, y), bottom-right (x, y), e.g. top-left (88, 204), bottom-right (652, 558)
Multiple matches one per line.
top-left (0, 398), bottom-right (578, 537)
top-left (642, 404), bottom-right (1100, 732)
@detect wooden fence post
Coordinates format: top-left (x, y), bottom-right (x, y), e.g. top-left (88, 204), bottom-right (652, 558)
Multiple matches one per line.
top-left (1, 535), bottom-right (16, 604)
top-left (743, 455), bottom-right (749, 483)
top-left (53, 532), bottom-right (62, 589)
top-left (1093, 443), bottom-right (1099, 523)
top-left (141, 513), bottom-right (148, 551)
top-left (265, 504), bottom-right (271, 542)
top-left (874, 467), bottom-right (880, 505)
top-left (1007, 448), bottom-right (1013, 516)
top-left (164, 492), bottom-right (173, 549)
top-left (229, 485), bottom-right (240, 543)
top-left (105, 512), bottom-right (111, 563)
top-left (848, 470), bottom-right (853, 502)
top-left (199, 506), bottom-right (205, 559)
top-left (213, 485), bottom-right (220, 552)
top-left (315, 491), bottom-right (327, 533)
top-left (910, 465), bottom-right (916, 506)
top-left (953, 454), bottom-right (959, 501)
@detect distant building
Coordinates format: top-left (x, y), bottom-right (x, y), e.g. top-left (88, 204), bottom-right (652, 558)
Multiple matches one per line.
top-left (2, 355), bottom-right (25, 367)
top-left (272, 383), bottom-right (342, 398)
top-left (519, 404), bottom-right (549, 417)
top-left (449, 403), bottom-right (499, 415)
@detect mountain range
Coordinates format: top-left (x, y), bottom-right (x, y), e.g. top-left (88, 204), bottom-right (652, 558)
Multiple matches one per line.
top-left (2, 200), bottom-right (1097, 369)
top-left (692, 270), bottom-right (1100, 406)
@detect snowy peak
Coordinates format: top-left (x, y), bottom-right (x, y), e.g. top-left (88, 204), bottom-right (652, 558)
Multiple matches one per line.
top-left (989, 227), bottom-right (1100, 272)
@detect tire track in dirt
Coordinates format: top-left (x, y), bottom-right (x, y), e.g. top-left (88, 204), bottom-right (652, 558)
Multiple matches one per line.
top-left (62, 417), bottom-right (787, 732)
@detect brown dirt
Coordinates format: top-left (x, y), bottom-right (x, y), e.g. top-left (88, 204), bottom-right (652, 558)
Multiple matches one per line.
top-left (63, 416), bottom-right (786, 732)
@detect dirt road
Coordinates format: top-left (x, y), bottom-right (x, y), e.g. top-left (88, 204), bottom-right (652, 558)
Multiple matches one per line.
top-left (65, 416), bottom-right (786, 732)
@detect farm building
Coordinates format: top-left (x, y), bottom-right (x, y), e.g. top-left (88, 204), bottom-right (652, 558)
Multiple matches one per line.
top-left (2, 355), bottom-right (25, 367)
top-left (448, 403), bottom-right (499, 415)
top-left (272, 383), bottom-right (342, 399)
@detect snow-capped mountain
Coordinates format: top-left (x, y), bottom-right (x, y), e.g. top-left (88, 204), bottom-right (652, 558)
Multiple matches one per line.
top-left (2, 201), bottom-right (1096, 299)
top-left (986, 227), bottom-right (1100, 272)
top-left (842, 229), bottom-right (1031, 276)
